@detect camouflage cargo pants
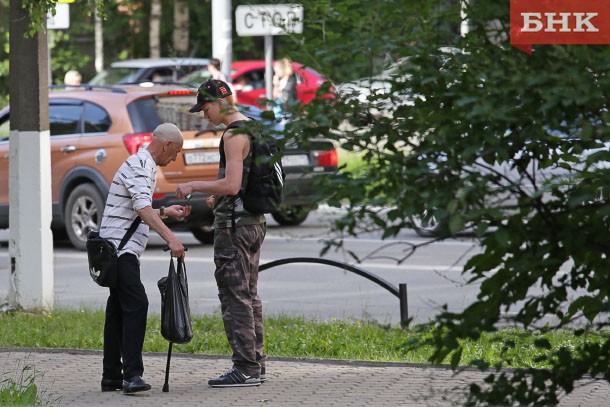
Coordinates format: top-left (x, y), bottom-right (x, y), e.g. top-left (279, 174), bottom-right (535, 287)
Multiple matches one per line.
top-left (214, 223), bottom-right (266, 377)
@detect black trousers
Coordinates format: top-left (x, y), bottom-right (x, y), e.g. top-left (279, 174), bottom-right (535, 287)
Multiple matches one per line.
top-left (103, 253), bottom-right (149, 380)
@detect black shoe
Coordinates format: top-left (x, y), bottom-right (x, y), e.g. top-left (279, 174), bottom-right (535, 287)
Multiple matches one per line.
top-left (123, 376), bottom-right (151, 394)
top-left (260, 366), bottom-right (266, 383)
top-left (208, 368), bottom-right (261, 388)
top-left (101, 378), bottom-right (123, 392)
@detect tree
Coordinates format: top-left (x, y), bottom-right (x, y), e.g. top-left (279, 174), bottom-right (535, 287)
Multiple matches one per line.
top-left (281, 0), bottom-right (610, 404)
top-left (149, 0), bottom-right (161, 58)
top-left (173, 0), bottom-right (189, 57)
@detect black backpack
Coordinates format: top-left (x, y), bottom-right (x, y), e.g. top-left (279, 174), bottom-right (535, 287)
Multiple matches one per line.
top-left (222, 120), bottom-right (286, 215)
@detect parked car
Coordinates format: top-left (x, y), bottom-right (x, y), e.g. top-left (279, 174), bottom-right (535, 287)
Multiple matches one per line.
top-left (0, 84), bottom-right (337, 250)
top-left (336, 58), bottom-right (415, 120)
top-left (88, 58), bottom-right (211, 85)
top-left (179, 60), bottom-right (334, 108)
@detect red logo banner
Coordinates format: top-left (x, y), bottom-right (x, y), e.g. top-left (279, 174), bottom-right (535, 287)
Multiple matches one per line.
top-left (510, 0), bottom-right (610, 54)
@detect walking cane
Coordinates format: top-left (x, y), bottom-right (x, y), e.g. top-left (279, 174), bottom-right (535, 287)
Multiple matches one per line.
top-left (163, 342), bottom-right (173, 392)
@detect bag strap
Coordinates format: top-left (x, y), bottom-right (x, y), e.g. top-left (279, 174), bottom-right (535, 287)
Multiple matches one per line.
top-left (223, 119), bottom-right (256, 234)
top-left (117, 217), bottom-right (142, 251)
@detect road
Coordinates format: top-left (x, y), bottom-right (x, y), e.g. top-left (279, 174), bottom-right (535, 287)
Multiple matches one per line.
top-left (0, 206), bottom-right (484, 325)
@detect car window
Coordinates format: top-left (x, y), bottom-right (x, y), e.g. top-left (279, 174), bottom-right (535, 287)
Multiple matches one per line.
top-left (237, 69), bottom-right (266, 90)
top-left (178, 69), bottom-right (212, 87)
top-left (127, 98), bottom-right (163, 133)
top-left (175, 65), bottom-right (208, 79)
top-left (0, 101), bottom-right (107, 139)
top-left (90, 67), bottom-right (140, 85)
top-left (83, 102), bottom-right (111, 134)
top-left (156, 95), bottom-right (212, 132)
top-left (149, 68), bottom-right (174, 82)
top-left (50, 104), bottom-right (82, 136)
top-left (92, 65), bottom-right (209, 85)
top-left (128, 94), bottom-right (214, 133)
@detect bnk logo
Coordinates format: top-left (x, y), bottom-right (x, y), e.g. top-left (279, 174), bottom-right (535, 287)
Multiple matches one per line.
top-left (521, 13), bottom-right (598, 33)
top-left (510, 0), bottom-right (610, 54)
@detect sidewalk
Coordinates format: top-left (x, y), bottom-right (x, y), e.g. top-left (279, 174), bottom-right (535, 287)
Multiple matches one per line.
top-left (1, 349), bottom-right (610, 406)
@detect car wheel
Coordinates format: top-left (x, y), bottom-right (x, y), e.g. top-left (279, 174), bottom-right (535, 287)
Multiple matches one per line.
top-left (52, 228), bottom-right (69, 241)
top-left (191, 226), bottom-right (214, 244)
top-left (272, 206), bottom-right (310, 226)
top-left (409, 211), bottom-right (444, 237)
top-left (64, 184), bottom-right (105, 251)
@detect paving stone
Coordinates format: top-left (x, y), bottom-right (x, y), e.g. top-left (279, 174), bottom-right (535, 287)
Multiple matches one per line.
top-left (1, 349), bottom-right (609, 406)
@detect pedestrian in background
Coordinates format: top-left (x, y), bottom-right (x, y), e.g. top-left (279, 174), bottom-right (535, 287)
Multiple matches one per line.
top-left (100, 123), bottom-right (191, 394)
top-left (272, 57), bottom-right (297, 118)
top-left (208, 58), bottom-right (228, 82)
top-left (64, 70), bottom-right (82, 86)
top-left (176, 79), bottom-right (267, 388)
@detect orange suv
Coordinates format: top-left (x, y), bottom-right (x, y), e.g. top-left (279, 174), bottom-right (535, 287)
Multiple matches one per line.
top-left (0, 84), bottom-right (337, 249)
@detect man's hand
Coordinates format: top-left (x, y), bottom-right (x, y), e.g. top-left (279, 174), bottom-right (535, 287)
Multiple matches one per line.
top-left (168, 238), bottom-right (186, 259)
top-left (206, 195), bottom-right (215, 208)
top-left (176, 183), bottom-right (193, 199)
top-left (165, 205), bottom-right (192, 219)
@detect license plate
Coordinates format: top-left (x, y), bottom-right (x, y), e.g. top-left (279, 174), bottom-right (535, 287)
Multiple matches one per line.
top-left (184, 151), bottom-right (220, 165)
top-left (282, 154), bottom-right (309, 167)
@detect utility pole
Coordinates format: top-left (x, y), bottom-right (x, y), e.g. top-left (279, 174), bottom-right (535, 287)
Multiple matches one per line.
top-left (8, 1), bottom-right (54, 310)
top-left (212, 0), bottom-right (232, 80)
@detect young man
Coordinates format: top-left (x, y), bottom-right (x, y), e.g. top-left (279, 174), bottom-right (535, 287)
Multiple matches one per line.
top-left (176, 79), bottom-right (266, 387)
top-left (100, 122), bottom-right (191, 394)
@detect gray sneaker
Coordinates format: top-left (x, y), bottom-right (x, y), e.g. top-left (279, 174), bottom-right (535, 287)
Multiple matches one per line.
top-left (260, 366), bottom-right (266, 383)
top-left (208, 368), bottom-right (261, 388)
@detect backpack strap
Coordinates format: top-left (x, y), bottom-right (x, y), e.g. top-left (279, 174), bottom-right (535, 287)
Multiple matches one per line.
top-left (117, 217), bottom-right (142, 251)
top-left (221, 119), bottom-right (256, 233)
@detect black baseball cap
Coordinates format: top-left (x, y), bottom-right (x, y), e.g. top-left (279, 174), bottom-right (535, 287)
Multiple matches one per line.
top-left (189, 79), bottom-right (233, 113)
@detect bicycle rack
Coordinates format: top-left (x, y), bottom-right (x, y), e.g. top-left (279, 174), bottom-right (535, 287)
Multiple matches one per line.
top-left (259, 257), bottom-right (409, 326)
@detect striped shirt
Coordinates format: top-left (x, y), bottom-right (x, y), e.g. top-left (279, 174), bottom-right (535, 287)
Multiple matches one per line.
top-left (100, 148), bottom-right (157, 257)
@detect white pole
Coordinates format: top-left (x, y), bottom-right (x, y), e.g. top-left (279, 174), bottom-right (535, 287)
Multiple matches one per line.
top-left (264, 35), bottom-right (273, 102)
top-left (212, 0), bottom-right (232, 80)
top-left (8, 130), bottom-right (54, 310)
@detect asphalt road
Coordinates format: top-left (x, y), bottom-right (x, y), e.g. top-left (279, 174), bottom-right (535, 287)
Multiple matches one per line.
top-left (0, 206), bottom-right (484, 325)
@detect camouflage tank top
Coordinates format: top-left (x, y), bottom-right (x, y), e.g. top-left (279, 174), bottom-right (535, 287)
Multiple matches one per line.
top-left (212, 120), bottom-right (266, 229)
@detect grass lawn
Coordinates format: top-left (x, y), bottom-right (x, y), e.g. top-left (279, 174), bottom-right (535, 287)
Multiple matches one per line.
top-left (1, 308), bottom-right (607, 369)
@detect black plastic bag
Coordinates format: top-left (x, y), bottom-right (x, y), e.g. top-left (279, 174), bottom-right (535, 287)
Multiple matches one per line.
top-left (158, 257), bottom-right (193, 344)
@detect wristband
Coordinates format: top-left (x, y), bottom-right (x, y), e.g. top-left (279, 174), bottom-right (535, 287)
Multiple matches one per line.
top-left (160, 206), bottom-right (168, 219)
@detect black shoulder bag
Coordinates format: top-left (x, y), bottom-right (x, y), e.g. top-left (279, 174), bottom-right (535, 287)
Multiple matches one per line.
top-left (86, 217), bottom-right (142, 288)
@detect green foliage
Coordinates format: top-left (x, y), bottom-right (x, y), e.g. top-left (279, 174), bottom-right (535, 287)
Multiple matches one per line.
top-left (0, 358), bottom-right (58, 406)
top-left (276, 0), bottom-right (610, 403)
top-left (269, 0), bottom-right (421, 83)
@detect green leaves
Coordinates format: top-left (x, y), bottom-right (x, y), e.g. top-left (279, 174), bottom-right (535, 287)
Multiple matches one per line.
top-left (277, 0), bottom-right (610, 403)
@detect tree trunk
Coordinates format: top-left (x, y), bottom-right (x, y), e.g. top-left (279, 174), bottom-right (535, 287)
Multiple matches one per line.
top-left (150, 0), bottom-right (162, 58)
top-left (173, 0), bottom-right (189, 57)
top-left (95, 10), bottom-right (103, 72)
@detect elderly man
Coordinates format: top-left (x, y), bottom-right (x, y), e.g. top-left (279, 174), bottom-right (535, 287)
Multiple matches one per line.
top-left (100, 123), bottom-right (191, 394)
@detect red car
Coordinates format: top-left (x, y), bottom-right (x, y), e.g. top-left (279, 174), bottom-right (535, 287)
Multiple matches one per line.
top-left (180, 60), bottom-right (334, 108)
